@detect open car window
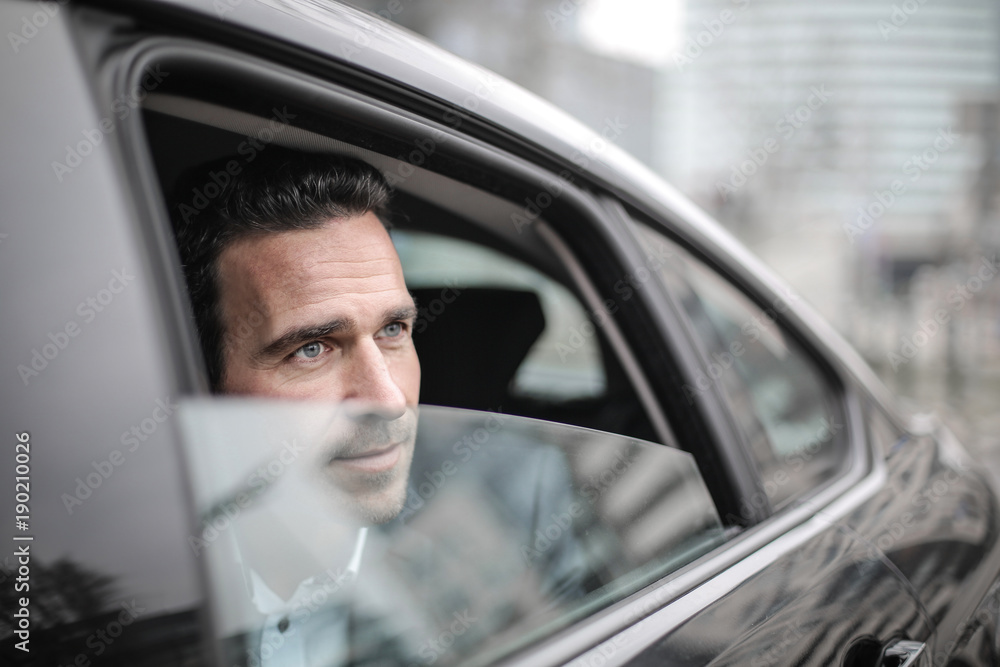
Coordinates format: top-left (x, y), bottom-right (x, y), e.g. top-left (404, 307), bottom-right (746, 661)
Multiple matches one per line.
top-left (177, 401), bottom-right (724, 666)
top-left (142, 80), bottom-right (665, 444)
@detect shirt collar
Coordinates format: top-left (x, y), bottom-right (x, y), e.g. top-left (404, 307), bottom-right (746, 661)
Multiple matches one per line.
top-left (245, 526), bottom-right (369, 616)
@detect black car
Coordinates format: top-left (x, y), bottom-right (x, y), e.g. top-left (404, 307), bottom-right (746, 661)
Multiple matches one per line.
top-left (2, 1), bottom-right (998, 666)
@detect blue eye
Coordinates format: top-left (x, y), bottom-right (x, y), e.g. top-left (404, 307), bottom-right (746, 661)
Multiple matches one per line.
top-left (293, 342), bottom-right (324, 359)
top-left (382, 322), bottom-right (403, 337)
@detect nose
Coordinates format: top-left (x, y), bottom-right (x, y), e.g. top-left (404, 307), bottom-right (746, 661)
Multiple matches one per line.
top-left (342, 338), bottom-right (408, 420)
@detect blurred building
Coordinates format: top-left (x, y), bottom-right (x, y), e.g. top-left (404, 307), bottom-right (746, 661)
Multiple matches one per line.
top-left (657, 0), bottom-right (1000, 375)
top-left (342, 0), bottom-right (1000, 392)
top-left (343, 0), bottom-right (658, 169)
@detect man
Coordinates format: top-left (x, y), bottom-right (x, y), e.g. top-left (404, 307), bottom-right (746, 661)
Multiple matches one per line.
top-left (174, 150), bottom-right (590, 666)
top-left (175, 151), bottom-right (419, 527)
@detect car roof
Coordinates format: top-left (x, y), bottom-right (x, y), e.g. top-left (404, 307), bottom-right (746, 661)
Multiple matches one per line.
top-left (109, 1), bottom-right (682, 207)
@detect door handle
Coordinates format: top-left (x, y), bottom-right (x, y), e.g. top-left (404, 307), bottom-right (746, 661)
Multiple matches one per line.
top-left (880, 639), bottom-right (926, 667)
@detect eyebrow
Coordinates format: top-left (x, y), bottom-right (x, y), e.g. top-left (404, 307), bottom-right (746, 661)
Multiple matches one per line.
top-left (254, 305), bottom-right (418, 360)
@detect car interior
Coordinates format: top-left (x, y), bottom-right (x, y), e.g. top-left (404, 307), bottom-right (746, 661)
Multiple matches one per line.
top-left (141, 94), bottom-right (662, 445)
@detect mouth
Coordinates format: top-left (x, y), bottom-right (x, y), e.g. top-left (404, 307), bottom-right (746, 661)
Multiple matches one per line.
top-left (330, 442), bottom-right (403, 474)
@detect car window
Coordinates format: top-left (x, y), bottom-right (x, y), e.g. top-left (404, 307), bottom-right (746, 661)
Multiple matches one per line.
top-left (636, 225), bottom-right (849, 513)
top-left (142, 91), bottom-right (663, 444)
top-left (177, 400), bottom-right (725, 666)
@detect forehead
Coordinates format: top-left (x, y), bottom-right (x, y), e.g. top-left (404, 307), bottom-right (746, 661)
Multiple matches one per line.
top-left (217, 212), bottom-right (409, 321)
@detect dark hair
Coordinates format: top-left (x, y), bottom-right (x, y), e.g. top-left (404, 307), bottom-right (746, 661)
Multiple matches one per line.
top-left (171, 150), bottom-right (392, 390)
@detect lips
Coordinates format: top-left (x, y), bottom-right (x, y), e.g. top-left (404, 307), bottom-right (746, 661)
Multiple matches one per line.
top-left (331, 442), bottom-right (402, 474)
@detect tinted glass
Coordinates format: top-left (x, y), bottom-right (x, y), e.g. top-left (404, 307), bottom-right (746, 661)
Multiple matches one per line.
top-left (637, 226), bottom-right (847, 514)
top-left (177, 400), bottom-right (724, 666)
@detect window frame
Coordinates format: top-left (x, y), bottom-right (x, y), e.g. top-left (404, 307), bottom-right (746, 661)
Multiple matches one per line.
top-left (607, 199), bottom-right (873, 519)
top-left (103, 21), bottom-right (805, 519)
top-left (631, 216), bottom-right (855, 513)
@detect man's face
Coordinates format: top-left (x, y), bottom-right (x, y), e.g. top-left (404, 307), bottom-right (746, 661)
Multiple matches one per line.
top-left (216, 211), bottom-right (420, 524)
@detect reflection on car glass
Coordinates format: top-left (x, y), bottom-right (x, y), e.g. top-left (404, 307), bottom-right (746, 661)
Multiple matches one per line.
top-left (178, 401), bottom-right (723, 666)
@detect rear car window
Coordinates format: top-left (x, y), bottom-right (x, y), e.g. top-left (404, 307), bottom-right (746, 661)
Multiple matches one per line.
top-left (636, 225), bottom-right (849, 513)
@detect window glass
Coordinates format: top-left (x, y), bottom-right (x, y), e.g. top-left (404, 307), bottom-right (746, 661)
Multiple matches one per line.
top-left (637, 226), bottom-right (847, 512)
top-left (178, 400), bottom-right (725, 666)
top-left (865, 402), bottom-right (907, 459)
top-left (393, 230), bottom-right (605, 401)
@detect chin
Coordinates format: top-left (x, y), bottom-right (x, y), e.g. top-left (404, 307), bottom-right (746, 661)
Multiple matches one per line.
top-left (349, 478), bottom-right (409, 525)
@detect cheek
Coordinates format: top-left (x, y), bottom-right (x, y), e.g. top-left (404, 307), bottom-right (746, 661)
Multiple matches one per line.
top-left (222, 359), bottom-right (345, 401)
top-left (394, 345), bottom-right (421, 404)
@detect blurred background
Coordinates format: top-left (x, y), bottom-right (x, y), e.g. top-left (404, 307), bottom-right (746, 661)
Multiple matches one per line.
top-left (343, 0), bottom-right (1000, 469)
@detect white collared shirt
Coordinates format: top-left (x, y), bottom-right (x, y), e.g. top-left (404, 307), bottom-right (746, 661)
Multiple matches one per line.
top-left (248, 527), bottom-right (368, 667)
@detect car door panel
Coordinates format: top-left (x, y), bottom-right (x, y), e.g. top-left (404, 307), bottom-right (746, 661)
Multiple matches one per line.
top-left (836, 422), bottom-right (1000, 665)
top-left (635, 534), bottom-right (929, 666)
top-left (1, 3), bottom-right (206, 665)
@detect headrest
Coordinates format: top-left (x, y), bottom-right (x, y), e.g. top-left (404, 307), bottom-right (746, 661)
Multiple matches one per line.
top-left (409, 287), bottom-right (545, 411)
